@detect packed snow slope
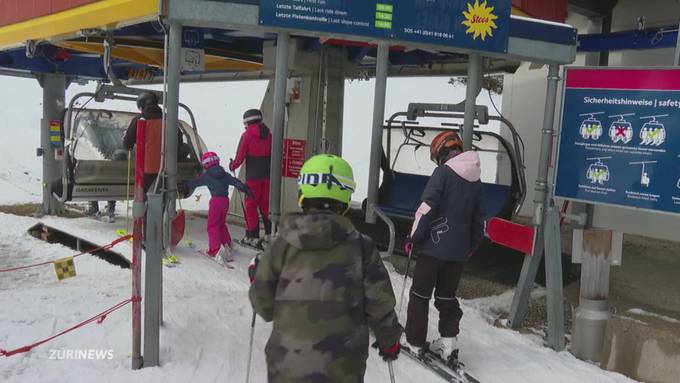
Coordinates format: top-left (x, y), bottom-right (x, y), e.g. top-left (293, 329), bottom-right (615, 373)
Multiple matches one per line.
top-left (0, 212), bottom-right (637, 383)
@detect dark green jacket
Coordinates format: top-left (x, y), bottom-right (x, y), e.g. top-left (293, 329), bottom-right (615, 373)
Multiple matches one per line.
top-left (249, 212), bottom-right (402, 383)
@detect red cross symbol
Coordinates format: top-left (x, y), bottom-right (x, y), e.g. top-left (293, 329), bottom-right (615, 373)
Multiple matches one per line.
top-left (615, 126), bottom-right (627, 137)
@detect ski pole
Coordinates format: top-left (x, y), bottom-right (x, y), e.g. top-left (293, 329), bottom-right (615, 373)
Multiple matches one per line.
top-left (388, 361), bottom-right (396, 383)
top-left (397, 247), bottom-right (414, 318)
top-left (245, 311), bottom-right (257, 383)
top-left (230, 159), bottom-right (249, 226)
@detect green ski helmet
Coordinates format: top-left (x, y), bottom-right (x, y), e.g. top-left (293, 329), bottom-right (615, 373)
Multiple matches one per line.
top-left (298, 154), bottom-right (356, 207)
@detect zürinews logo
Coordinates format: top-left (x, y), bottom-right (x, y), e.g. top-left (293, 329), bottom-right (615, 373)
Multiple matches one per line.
top-left (462, 0), bottom-right (499, 41)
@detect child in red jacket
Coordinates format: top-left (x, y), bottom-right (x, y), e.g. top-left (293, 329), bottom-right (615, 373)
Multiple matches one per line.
top-left (229, 109), bottom-right (272, 247)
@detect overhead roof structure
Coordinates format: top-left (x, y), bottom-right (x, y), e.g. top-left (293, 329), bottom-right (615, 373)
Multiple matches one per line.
top-left (0, 0), bottom-right (577, 82)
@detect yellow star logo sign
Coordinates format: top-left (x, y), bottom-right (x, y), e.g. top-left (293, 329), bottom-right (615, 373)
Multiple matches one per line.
top-left (462, 0), bottom-right (499, 41)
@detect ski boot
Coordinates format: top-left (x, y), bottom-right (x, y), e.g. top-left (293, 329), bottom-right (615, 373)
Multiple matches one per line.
top-left (407, 342), bottom-right (427, 357)
top-left (86, 201), bottom-right (100, 217)
top-left (429, 337), bottom-right (460, 369)
top-left (241, 234), bottom-right (264, 250)
top-left (216, 244), bottom-right (234, 266)
top-left (103, 201), bottom-right (116, 223)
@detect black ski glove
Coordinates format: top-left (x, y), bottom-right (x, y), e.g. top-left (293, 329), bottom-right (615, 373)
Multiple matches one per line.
top-left (244, 186), bottom-right (255, 199)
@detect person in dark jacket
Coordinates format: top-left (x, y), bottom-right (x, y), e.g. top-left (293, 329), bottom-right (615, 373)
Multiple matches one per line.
top-left (123, 92), bottom-right (187, 192)
top-left (404, 130), bottom-right (485, 366)
top-left (229, 109), bottom-right (273, 246)
top-left (184, 152), bottom-right (252, 265)
top-left (249, 154), bottom-right (402, 382)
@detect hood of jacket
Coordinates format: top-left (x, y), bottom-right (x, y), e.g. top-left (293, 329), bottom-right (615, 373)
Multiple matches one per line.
top-left (141, 105), bottom-right (162, 120)
top-left (206, 165), bottom-right (228, 179)
top-left (245, 122), bottom-right (270, 140)
top-left (279, 212), bottom-right (356, 251)
top-left (445, 151), bottom-right (481, 182)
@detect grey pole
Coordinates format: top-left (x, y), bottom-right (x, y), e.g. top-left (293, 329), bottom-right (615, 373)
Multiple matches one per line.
top-left (462, 53), bottom-right (482, 151)
top-left (143, 193), bottom-right (163, 367)
top-left (365, 42), bottom-right (389, 224)
top-left (165, 22), bottom-right (182, 220)
top-left (39, 74), bottom-right (67, 216)
top-left (269, 32), bottom-right (290, 227)
top-left (508, 64), bottom-right (561, 330)
top-left (544, 203), bottom-right (565, 350)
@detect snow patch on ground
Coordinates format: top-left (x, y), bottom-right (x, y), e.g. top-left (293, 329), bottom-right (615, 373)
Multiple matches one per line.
top-left (627, 309), bottom-right (680, 324)
top-left (0, 212), bottom-right (638, 383)
top-left (0, 142), bottom-right (42, 205)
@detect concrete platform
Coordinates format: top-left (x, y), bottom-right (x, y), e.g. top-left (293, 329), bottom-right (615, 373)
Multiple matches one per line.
top-left (601, 310), bottom-right (680, 383)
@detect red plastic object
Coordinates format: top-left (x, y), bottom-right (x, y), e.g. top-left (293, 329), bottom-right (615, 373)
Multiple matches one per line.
top-left (486, 217), bottom-right (536, 255)
top-left (512, 0), bottom-right (567, 22)
top-left (170, 210), bottom-right (186, 249)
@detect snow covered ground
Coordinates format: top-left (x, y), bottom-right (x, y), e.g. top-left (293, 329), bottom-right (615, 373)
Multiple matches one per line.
top-left (0, 210), bottom-right (637, 383)
top-left (0, 75), bottom-right (638, 382)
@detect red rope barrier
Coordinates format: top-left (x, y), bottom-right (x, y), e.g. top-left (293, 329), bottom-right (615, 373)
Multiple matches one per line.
top-left (0, 235), bottom-right (132, 273)
top-left (0, 296), bottom-right (141, 358)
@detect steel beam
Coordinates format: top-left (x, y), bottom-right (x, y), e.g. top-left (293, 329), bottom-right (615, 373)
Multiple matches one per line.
top-left (143, 193), bottom-right (163, 367)
top-left (39, 74), bottom-right (67, 216)
top-left (365, 42), bottom-right (389, 224)
top-left (544, 204), bottom-right (565, 350)
top-left (269, 32), bottom-right (290, 227)
top-left (508, 64), bottom-right (561, 330)
top-left (462, 53), bottom-right (482, 150)
top-left (164, 22), bottom-right (182, 225)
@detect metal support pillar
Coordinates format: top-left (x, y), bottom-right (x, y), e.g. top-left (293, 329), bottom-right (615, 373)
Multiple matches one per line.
top-left (544, 204), bottom-right (565, 350)
top-left (462, 53), bottom-right (482, 151)
top-left (164, 22), bottom-right (182, 222)
top-left (143, 193), bottom-right (163, 367)
top-left (508, 64), bottom-right (561, 333)
top-left (366, 42), bottom-right (389, 224)
top-left (39, 74), bottom-right (67, 216)
top-left (131, 120), bottom-right (147, 370)
top-left (269, 32), bottom-right (290, 227)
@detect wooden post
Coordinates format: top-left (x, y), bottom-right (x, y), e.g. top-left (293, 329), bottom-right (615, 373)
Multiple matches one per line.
top-left (571, 228), bottom-right (613, 362)
top-left (580, 229), bottom-right (613, 300)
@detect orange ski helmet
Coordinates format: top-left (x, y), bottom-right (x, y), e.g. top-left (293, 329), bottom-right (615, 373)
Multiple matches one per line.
top-left (430, 131), bottom-right (463, 164)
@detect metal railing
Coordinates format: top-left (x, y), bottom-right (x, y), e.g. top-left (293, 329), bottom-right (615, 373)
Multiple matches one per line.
top-left (372, 205), bottom-right (396, 260)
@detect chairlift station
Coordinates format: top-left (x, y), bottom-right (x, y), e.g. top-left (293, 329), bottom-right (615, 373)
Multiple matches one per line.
top-left (1, 1), bottom-right (679, 381)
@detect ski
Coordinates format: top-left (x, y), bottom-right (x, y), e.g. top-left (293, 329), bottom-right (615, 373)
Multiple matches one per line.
top-left (162, 255), bottom-right (180, 268)
top-left (83, 213), bottom-right (116, 224)
top-left (400, 345), bottom-right (480, 383)
top-left (196, 249), bottom-right (235, 269)
top-left (401, 345), bottom-right (463, 382)
top-left (237, 238), bottom-right (265, 251)
top-left (420, 347), bottom-right (480, 383)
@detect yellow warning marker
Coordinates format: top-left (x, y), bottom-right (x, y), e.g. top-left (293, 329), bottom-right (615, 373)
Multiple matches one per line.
top-left (115, 229), bottom-right (132, 241)
top-left (54, 257), bottom-right (76, 281)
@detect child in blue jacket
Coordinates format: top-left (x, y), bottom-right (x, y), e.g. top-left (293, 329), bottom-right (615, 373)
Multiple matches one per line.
top-left (184, 152), bottom-right (252, 264)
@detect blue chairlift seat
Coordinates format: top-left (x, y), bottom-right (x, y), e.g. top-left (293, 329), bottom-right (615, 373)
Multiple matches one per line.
top-left (377, 171), bottom-right (511, 221)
